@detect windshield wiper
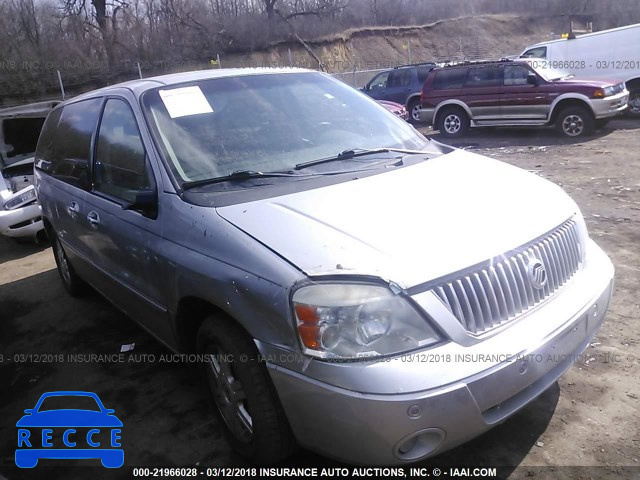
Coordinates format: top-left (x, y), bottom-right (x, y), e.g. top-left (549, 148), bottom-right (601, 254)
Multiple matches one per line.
top-left (294, 147), bottom-right (427, 170)
top-left (182, 170), bottom-right (303, 190)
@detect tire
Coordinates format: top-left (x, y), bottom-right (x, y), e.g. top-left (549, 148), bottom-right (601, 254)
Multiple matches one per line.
top-left (555, 106), bottom-right (594, 137)
top-left (627, 90), bottom-right (640, 117)
top-left (408, 98), bottom-right (422, 123)
top-left (437, 107), bottom-right (470, 138)
top-left (196, 316), bottom-right (295, 464)
top-left (51, 232), bottom-right (87, 296)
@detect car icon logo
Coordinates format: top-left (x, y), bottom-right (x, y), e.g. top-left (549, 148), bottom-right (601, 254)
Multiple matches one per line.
top-left (527, 257), bottom-right (547, 290)
top-left (15, 391), bottom-right (123, 468)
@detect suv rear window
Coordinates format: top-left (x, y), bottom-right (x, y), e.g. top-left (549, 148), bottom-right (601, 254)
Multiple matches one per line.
top-left (388, 69), bottom-right (412, 88)
top-left (465, 65), bottom-right (503, 87)
top-left (432, 68), bottom-right (467, 90)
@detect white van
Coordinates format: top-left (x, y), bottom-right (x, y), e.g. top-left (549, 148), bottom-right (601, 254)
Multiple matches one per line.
top-left (520, 23), bottom-right (640, 116)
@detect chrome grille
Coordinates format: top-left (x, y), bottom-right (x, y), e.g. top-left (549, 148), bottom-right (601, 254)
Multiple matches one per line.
top-left (431, 219), bottom-right (582, 334)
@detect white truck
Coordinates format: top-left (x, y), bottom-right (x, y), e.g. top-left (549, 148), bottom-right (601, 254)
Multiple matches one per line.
top-left (520, 23), bottom-right (640, 116)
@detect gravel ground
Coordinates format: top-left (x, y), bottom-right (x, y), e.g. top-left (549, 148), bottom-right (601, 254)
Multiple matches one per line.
top-left (0, 118), bottom-right (638, 480)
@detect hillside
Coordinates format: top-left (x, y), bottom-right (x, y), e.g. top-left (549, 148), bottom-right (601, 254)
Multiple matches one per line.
top-left (2, 14), bottom-right (565, 105)
top-left (224, 14), bottom-right (558, 73)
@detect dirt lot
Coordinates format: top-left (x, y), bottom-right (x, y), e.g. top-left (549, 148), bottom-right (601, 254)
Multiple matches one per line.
top-left (0, 119), bottom-right (638, 479)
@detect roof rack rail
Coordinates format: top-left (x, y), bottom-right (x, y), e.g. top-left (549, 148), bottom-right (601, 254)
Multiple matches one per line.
top-left (393, 61), bottom-right (437, 69)
top-left (439, 58), bottom-right (515, 68)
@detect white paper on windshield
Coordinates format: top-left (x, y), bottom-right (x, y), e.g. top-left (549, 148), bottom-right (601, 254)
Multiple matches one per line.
top-left (159, 86), bottom-right (213, 118)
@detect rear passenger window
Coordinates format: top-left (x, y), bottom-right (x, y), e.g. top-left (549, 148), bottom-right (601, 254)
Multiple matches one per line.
top-left (432, 69), bottom-right (467, 90)
top-left (94, 99), bottom-right (152, 203)
top-left (504, 65), bottom-right (531, 86)
top-left (36, 99), bottom-right (102, 188)
top-left (465, 66), bottom-right (503, 87)
top-left (388, 69), bottom-right (411, 88)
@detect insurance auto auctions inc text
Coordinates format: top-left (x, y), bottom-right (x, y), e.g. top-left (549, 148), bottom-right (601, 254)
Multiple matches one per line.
top-left (195, 467), bottom-right (498, 478)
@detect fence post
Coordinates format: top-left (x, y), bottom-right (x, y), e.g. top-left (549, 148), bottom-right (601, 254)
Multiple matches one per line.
top-left (217, 53), bottom-right (222, 68)
top-left (288, 48), bottom-right (293, 67)
top-left (137, 62), bottom-right (143, 79)
top-left (408, 42), bottom-right (412, 64)
top-left (56, 70), bottom-right (65, 100)
top-left (352, 60), bottom-right (357, 87)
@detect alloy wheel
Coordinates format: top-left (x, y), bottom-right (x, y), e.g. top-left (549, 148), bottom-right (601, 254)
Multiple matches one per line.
top-left (411, 104), bottom-right (421, 122)
top-left (443, 114), bottom-right (461, 134)
top-left (629, 93), bottom-right (640, 115)
top-left (206, 348), bottom-right (253, 442)
top-left (562, 114), bottom-right (584, 137)
top-left (55, 239), bottom-right (72, 284)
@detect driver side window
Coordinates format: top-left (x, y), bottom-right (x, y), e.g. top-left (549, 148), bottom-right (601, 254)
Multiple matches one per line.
top-left (94, 99), bottom-right (154, 203)
top-left (369, 72), bottom-right (390, 90)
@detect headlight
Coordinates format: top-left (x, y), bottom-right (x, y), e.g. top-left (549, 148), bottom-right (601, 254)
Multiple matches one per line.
top-left (292, 283), bottom-right (443, 360)
top-left (593, 86), bottom-right (615, 98)
top-left (4, 188), bottom-right (37, 210)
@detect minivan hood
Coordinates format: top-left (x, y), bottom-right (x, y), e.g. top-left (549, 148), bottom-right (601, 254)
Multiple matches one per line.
top-left (217, 150), bottom-right (578, 289)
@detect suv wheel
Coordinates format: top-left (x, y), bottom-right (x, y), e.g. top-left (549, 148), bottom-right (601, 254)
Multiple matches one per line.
top-left (196, 315), bottom-right (295, 464)
top-left (628, 91), bottom-right (640, 117)
top-left (438, 107), bottom-right (469, 137)
top-left (408, 98), bottom-right (422, 123)
top-left (556, 106), bottom-right (594, 137)
top-left (51, 232), bottom-right (87, 296)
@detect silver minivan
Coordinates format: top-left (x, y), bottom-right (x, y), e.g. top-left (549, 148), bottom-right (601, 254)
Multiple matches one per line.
top-left (35, 69), bottom-right (614, 465)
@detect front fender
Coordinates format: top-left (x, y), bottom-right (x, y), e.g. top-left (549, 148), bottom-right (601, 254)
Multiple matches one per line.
top-left (548, 93), bottom-right (594, 120)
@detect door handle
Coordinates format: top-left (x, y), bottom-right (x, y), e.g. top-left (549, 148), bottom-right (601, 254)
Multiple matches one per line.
top-left (67, 201), bottom-right (80, 215)
top-left (87, 211), bottom-right (100, 226)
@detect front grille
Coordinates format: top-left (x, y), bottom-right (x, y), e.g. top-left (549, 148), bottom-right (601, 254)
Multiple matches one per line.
top-left (431, 219), bottom-right (582, 335)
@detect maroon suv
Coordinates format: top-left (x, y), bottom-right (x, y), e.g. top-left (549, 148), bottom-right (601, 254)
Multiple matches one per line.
top-left (419, 59), bottom-right (629, 137)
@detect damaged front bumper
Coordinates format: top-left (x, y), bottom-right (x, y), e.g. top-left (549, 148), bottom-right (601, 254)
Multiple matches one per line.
top-left (0, 200), bottom-right (43, 239)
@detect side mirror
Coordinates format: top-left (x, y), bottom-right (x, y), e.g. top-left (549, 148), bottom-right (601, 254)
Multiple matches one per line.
top-left (24, 409), bottom-right (34, 414)
top-left (105, 409), bottom-right (115, 414)
top-left (527, 73), bottom-right (538, 85)
top-left (122, 190), bottom-right (157, 216)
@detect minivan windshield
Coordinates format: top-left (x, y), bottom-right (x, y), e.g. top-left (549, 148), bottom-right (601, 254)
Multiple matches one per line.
top-left (142, 71), bottom-right (429, 184)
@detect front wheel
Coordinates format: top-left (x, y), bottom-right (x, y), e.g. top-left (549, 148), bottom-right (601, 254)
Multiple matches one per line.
top-left (196, 316), bottom-right (295, 464)
top-left (555, 106), bottom-right (594, 137)
top-left (437, 107), bottom-right (470, 138)
top-left (627, 90), bottom-right (640, 117)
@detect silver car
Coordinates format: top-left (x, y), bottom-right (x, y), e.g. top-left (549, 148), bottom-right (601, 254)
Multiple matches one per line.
top-left (35, 69), bottom-right (614, 465)
top-left (0, 101), bottom-right (59, 241)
